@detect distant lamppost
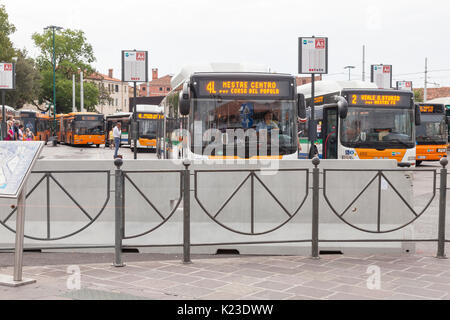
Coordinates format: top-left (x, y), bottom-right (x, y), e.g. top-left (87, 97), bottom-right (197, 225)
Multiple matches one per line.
top-left (344, 66), bottom-right (355, 81)
top-left (44, 25), bottom-right (63, 134)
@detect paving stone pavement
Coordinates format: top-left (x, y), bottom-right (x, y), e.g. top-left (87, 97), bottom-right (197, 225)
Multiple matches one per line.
top-left (0, 253), bottom-right (449, 300)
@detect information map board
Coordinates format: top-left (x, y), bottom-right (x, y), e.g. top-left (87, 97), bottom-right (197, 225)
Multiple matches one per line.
top-left (0, 141), bottom-right (44, 199)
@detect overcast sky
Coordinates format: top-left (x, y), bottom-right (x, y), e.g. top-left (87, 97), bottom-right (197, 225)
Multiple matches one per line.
top-left (2, 0), bottom-right (450, 87)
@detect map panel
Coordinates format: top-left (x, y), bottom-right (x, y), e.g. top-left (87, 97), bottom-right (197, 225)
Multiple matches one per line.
top-left (0, 141), bottom-right (43, 198)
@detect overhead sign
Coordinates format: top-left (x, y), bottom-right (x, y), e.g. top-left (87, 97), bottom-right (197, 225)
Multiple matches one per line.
top-left (121, 50), bottom-right (148, 82)
top-left (197, 79), bottom-right (292, 98)
top-left (137, 113), bottom-right (164, 119)
top-left (0, 141), bottom-right (44, 199)
top-left (298, 37), bottom-right (328, 74)
top-left (371, 64), bottom-right (392, 89)
top-left (396, 81), bottom-right (413, 91)
top-left (0, 62), bottom-right (15, 90)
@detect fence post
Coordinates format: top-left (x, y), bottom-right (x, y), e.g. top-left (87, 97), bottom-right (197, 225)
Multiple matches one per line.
top-left (437, 157), bottom-right (448, 259)
top-left (183, 159), bottom-right (192, 264)
top-left (113, 158), bottom-right (125, 267)
top-left (311, 156), bottom-right (320, 259)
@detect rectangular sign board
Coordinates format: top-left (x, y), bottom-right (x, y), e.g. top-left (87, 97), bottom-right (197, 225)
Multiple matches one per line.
top-left (396, 81), bottom-right (413, 91)
top-left (371, 64), bottom-right (392, 89)
top-left (0, 63), bottom-right (15, 90)
top-left (418, 104), bottom-right (444, 114)
top-left (0, 141), bottom-right (44, 199)
top-left (122, 50), bottom-right (148, 82)
top-left (344, 90), bottom-right (412, 108)
top-left (298, 37), bottom-right (328, 74)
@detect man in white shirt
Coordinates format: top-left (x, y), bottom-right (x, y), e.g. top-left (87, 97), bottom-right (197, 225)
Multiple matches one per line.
top-left (113, 122), bottom-right (121, 158)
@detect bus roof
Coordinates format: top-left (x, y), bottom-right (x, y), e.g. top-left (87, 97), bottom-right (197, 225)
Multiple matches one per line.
top-left (297, 80), bottom-right (378, 99)
top-left (171, 62), bottom-right (272, 89)
top-left (427, 97), bottom-right (450, 105)
top-left (135, 105), bottom-right (163, 113)
top-left (106, 112), bottom-right (132, 118)
top-left (65, 112), bottom-right (102, 116)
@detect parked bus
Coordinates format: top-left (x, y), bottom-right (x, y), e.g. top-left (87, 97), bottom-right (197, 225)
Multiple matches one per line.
top-left (130, 105), bottom-right (163, 152)
top-left (105, 112), bottom-right (132, 147)
top-left (62, 112), bottom-right (105, 147)
top-left (415, 103), bottom-right (447, 165)
top-left (427, 97), bottom-right (450, 143)
top-left (158, 63), bottom-right (300, 160)
top-left (17, 110), bottom-right (51, 142)
top-left (297, 80), bottom-right (420, 166)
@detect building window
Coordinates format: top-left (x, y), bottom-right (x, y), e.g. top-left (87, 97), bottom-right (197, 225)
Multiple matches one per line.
top-left (167, 87), bottom-right (170, 91)
top-left (115, 85), bottom-right (119, 92)
top-left (142, 87), bottom-right (146, 91)
top-left (159, 87), bottom-right (163, 91)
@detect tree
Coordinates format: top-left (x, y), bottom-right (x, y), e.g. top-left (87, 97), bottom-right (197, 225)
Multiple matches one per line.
top-left (0, 3), bottom-right (16, 62)
top-left (32, 28), bottom-right (102, 113)
top-left (414, 89), bottom-right (423, 103)
top-left (5, 49), bottom-right (41, 109)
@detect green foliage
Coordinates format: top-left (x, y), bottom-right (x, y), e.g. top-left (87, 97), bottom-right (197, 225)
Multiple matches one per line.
top-left (5, 49), bottom-right (41, 109)
top-left (413, 89), bottom-right (423, 103)
top-left (32, 28), bottom-right (95, 77)
top-left (39, 70), bottom-right (99, 113)
top-left (32, 28), bottom-right (101, 113)
top-left (0, 3), bottom-right (16, 61)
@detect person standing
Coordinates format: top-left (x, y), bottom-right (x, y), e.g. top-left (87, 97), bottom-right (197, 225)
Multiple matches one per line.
top-left (113, 122), bottom-right (121, 158)
top-left (18, 124), bottom-right (24, 141)
top-left (13, 120), bottom-right (20, 140)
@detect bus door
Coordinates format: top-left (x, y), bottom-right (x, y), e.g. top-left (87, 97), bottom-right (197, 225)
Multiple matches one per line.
top-left (322, 107), bottom-right (338, 159)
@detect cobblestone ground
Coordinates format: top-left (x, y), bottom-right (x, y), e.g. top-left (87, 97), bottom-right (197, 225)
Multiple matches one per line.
top-left (0, 253), bottom-right (449, 300)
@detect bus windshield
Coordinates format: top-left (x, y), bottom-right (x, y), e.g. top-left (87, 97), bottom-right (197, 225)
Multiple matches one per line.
top-left (341, 107), bottom-right (414, 149)
top-left (138, 118), bottom-right (158, 139)
top-left (21, 117), bottom-right (37, 134)
top-left (416, 116), bottom-right (447, 144)
top-left (190, 98), bottom-right (297, 156)
top-left (74, 120), bottom-right (104, 135)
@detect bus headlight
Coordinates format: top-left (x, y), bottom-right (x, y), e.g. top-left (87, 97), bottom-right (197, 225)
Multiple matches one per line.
top-left (438, 148), bottom-right (447, 153)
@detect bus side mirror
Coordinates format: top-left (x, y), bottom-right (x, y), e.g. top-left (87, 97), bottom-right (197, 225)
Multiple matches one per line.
top-left (179, 82), bottom-right (190, 116)
top-left (335, 96), bottom-right (348, 119)
top-left (415, 104), bottom-right (421, 126)
top-left (297, 93), bottom-right (307, 121)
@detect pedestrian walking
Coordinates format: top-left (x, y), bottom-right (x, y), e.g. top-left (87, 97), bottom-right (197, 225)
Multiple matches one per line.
top-left (113, 122), bottom-right (121, 158)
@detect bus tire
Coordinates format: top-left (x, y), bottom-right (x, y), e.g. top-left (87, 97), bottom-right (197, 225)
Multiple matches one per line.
top-left (416, 161), bottom-right (422, 166)
top-left (96, 144), bottom-right (100, 148)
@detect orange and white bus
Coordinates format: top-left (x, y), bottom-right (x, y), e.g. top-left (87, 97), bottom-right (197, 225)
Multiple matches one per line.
top-left (297, 81), bottom-right (420, 167)
top-left (17, 110), bottom-right (51, 143)
top-left (130, 105), bottom-right (163, 152)
top-left (62, 112), bottom-right (105, 147)
top-left (415, 103), bottom-right (447, 165)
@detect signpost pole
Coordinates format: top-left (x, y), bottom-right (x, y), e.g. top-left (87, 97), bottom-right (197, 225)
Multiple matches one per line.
top-left (310, 73), bottom-right (316, 157)
top-left (133, 81), bottom-right (137, 160)
top-left (14, 185), bottom-right (26, 282)
top-left (1, 90), bottom-right (5, 140)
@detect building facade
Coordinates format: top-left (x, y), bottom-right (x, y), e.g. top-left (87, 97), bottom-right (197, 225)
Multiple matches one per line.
top-left (138, 68), bottom-right (173, 97)
top-left (86, 69), bottom-right (129, 115)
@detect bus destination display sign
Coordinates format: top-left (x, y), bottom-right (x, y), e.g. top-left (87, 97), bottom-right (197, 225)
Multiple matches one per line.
top-left (197, 79), bottom-right (291, 98)
top-left (348, 93), bottom-right (411, 107)
top-left (419, 104), bottom-right (444, 114)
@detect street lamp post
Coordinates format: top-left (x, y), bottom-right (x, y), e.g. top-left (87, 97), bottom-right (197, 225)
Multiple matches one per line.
top-left (344, 66), bottom-right (355, 81)
top-left (44, 25), bottom-right (63, 136)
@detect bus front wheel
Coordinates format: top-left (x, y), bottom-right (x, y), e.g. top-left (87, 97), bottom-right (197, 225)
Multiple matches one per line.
top-left (96, 144), bottom-right (100, 148)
